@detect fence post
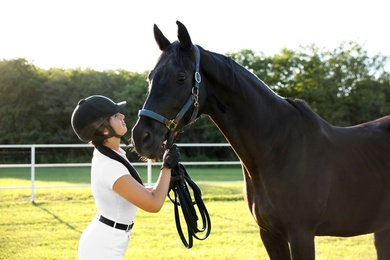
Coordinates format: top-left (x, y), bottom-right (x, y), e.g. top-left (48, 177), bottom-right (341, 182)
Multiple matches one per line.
top-left (147, 159), bottom-right (152, 186)
top-left (31, 145), bottom-right (35, 202)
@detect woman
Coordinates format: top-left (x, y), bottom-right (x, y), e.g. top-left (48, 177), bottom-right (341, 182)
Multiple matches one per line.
top-left (71, 95), bottom-right (180, 259)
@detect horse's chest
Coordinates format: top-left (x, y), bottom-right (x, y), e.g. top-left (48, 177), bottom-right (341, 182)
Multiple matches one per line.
top-left (244, 181), bottom-right (284, 230)
top-left (245, 195), bottom-right (284, 233)
top-left (243, 176), bottom-right (327, 231)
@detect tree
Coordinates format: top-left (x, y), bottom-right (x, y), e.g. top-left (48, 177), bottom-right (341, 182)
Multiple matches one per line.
top-left (1, 40), bottom-right (389, 163)
top-left (0, 59), bottom-right (47, 143)
top-left (229, 42), bottom-right (390, 126)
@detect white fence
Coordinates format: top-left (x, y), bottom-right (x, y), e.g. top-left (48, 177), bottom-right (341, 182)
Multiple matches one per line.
top-left (0, 143), bottom-right (241, 201)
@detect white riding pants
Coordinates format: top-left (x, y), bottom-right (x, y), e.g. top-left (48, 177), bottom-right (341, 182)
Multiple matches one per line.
top-left (78, 216), bottom-right (131, 260)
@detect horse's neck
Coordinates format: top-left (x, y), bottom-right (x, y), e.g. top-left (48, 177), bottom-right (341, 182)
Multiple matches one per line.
top-left (207, 81), bottom-right (288, 161)
top-left (202, 52), bottom-right (291, 167)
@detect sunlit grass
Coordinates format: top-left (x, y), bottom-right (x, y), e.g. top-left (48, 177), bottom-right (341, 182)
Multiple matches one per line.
top-left (0, 186), bottom-right (376, 259)
top-left (0, 165), bottom-right (243, 188)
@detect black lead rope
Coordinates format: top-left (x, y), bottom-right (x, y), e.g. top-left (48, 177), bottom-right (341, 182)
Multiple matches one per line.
top-left (96, 144), bottom-right (211, 248)
top-left (168, 163), bottom-right (211, 248)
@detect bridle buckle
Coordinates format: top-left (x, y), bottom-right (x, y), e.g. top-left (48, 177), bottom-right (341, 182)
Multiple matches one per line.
top-left (167, 119), bottom-right (178, 130)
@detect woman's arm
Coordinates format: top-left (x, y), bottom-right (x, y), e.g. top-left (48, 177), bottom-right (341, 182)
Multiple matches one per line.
top-left (113, 167), bottom-right (171, 213)
top-left (113, 145), bottom-right (180, 213)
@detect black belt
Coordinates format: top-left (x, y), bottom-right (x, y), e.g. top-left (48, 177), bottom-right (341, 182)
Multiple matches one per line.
top-left (99, 215), bottom-right (134, 232)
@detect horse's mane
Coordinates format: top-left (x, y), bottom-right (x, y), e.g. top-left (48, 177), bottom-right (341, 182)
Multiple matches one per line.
top-left (201, 47), bottom-right (278, 102)
top-left (286, 98), bottom-right (321, 120)
top-left (285, 98), bottom-right (333, 131)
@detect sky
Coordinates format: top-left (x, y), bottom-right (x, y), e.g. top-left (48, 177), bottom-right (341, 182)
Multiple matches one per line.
top-left (1, 0), bottom-right (389, 72)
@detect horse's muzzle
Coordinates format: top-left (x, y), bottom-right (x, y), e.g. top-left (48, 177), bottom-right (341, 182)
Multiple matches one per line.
top-left (131, 118), bottom-right (167, 159)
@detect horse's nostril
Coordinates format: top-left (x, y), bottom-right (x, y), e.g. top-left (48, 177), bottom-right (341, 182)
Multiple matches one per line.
top-left (132, 124), bottom-right (151, 150)
top-left (142, 131), bottom-right (150, 144)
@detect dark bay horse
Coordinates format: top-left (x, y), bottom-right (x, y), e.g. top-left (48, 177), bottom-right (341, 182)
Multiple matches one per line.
top-left (131, 21), bottom-right (390, 259)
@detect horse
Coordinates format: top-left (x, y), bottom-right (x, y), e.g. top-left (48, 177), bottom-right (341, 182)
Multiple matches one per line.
top-left (131, 21), bottom-right (390, 259)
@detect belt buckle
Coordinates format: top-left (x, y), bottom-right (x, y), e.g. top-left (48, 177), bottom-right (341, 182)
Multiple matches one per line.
top-left (126, 224), bottom-right (131, 232)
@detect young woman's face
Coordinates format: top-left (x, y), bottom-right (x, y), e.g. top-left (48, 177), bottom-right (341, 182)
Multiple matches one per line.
top-left (109, 113), bottom-right (127, 136)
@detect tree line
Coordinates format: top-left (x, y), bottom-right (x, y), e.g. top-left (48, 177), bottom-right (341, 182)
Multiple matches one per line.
top-left (1, 41), bottom-right (389, 163)
top-left (230, 41), bottom-right (390, 126)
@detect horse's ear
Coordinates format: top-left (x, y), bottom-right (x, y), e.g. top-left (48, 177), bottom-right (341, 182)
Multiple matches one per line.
top-left (154, 24), bottom-right (171, 51)
top-left (176, 21), bottom-right (192, 51)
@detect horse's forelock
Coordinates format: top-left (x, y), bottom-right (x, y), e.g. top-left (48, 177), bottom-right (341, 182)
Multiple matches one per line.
top-left (155, 43), bottom-right (194, 73)
top-left (147, 44), bottom-right (194, 95)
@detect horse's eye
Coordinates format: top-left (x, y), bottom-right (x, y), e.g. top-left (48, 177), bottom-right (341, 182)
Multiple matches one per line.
top-left (177, 74), bottom-right (187, 84)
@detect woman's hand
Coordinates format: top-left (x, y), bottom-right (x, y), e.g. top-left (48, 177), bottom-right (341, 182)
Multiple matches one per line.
top-left (162, 144), bottom-right (181, 169)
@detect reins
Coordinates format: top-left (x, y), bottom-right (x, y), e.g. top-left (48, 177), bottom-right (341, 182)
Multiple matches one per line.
top-left (97, 144), bottom-right (211, 248)
top-left (168, 163), bottom-right (211, 248)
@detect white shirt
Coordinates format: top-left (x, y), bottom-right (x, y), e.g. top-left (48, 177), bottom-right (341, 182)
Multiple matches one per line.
top-left (91, 148), bottom-right (138, 224)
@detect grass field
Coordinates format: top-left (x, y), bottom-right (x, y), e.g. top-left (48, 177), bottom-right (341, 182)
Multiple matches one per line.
top-left (0, 167), bottom-right (377, 259)
top-left (0, 165), bottom-right (244, 187)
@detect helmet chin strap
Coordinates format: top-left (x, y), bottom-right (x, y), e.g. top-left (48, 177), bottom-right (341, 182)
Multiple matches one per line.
top-left (102, 121), bottom-right (130, 146)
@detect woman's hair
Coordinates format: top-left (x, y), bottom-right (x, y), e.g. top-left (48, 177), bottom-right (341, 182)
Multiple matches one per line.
top-left (90, 120), bottom-right (110, 147)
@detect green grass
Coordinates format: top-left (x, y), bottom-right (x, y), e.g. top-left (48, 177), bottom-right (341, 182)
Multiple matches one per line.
top-left (0, 167), bottom-right (377, 259)
top-left (0, 165), bottom-right (243, 187)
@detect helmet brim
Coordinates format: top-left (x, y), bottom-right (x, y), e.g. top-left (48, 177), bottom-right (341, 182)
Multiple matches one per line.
top-left (115, 101), bottom-right (126, 114)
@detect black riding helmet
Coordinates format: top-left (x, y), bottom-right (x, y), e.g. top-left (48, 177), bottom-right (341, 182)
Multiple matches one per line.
top-left (71, 95), bottom-right (126, 142)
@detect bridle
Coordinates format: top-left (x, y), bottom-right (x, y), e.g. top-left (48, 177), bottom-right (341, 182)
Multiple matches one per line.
top-left (137, 45), bottom-right (211, 248)
top-left (138, 44), bottom-right (201, 148)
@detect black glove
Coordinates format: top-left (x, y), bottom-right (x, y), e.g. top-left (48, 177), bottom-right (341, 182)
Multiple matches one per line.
top-left (162, 144), bottom-right (181, 169)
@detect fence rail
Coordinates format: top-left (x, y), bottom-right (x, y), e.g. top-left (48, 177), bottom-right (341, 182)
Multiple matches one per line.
top-left (0, 143), bottom-right (240, 201)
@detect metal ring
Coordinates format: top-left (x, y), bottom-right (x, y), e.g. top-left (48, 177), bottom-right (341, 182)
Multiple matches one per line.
top-left (195, 71), bottom-right (201, 84)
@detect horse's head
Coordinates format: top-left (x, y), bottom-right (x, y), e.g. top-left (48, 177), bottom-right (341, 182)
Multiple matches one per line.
top-left (131, 21), bottom-right (204, 158)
